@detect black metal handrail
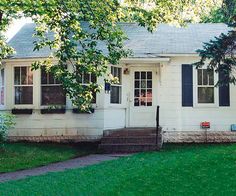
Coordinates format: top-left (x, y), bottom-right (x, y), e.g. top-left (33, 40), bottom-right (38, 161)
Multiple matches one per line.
top-left (156, 106), bottom-right (160, 146)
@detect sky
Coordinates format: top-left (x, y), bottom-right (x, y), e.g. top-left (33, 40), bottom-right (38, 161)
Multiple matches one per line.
top-left (5, 18), bottom-right (32, 41)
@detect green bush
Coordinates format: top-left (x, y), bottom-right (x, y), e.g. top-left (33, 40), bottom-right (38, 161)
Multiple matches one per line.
top-left (0, 114), bottom-right (15, 148)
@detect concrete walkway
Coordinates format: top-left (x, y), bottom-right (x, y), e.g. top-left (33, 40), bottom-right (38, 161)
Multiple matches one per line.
top-left (0, 154), bottom-right (130, 183)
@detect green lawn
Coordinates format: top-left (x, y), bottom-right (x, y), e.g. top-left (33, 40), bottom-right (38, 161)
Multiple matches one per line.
top-left (1, 144), bottom-right (236, 195)
top-left (0, 142), bottom-right (97, 173)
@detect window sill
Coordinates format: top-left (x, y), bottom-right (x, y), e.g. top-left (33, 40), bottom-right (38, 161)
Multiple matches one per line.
top-left (193, 103), bottom-right (219, 108)
top-left (72, 108), bottom-right (95, 114)
top-left (108, 104), bottom-right (126, 109)
top-left (41, 108), bottom-right (66, 114)
top-left (12, 109), bottom-right (33, 115)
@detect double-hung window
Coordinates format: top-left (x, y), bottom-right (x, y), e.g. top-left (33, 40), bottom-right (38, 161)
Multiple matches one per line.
top-left (14, 66), bottom-right (33, 105)
top-left (41, 69), bottom-right (66, 105)
top-left (110, 66), bottom-right (122, 104)
top-left (0, 68), bottom-right (4, 107)
top-left (81, 73), bottom-right (97, 103)
top-left (197, 69), bottom-right (215, 104)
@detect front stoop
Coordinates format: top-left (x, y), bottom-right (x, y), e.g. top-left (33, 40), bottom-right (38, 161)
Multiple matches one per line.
top-left (99, 127), bottom-right (163, 153)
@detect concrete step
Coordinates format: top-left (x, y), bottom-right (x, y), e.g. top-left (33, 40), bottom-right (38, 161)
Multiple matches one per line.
top-left (103, 128), bottom-right (157, 137)
top-left (101, 136), bottom-right (157, 144)
top-left (99, 143), bottom-right (158, 153)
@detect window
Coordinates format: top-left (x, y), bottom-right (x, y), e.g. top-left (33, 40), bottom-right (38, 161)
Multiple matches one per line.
top-left (41, 69), bottom-right (66, 105)
top-left (197, 69), bottom-right (214, 104)
top-left (14, 66), bottom-right (33, 105)
top-left (110, 66), bottom-right (122, 104)
top-left (81, 73), bottom-right (97, 103)
top-left (134, 71), bottom-right (152, 106)
top-left (0, 68), bottom-right (4, 106)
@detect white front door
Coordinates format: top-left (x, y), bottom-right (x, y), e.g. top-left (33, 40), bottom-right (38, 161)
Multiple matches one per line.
top-left (128, 67), bottom-right (158, 127)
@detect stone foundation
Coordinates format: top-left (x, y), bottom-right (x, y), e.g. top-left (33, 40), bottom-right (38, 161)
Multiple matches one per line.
top-left (8, 135), bottom-right (101, 143)
top-left (157, 127), bottom-right (163, 149)
top-left (8, 130), bottom-right (236, 144)
top-left (164, 131), bottom-right (236, 143)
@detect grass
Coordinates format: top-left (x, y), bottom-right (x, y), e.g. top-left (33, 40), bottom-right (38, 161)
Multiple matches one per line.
top-left (1, 144), bottom-right (236, 195)
top-left (0, 142), bottom-right (97, 173)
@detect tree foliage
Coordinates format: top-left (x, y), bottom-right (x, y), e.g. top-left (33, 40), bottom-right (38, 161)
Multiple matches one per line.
top-left (0, 0), bottom-right (218, 110)
top-left (195, 0), bottom-right (236, 86)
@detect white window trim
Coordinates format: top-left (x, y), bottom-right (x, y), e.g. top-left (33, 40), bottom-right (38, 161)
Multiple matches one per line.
top-left (0, 67), bottom-right (5, 110)
top-left (110, 65), bottom-right (122, 105)
top-left (13, 65), bottom-right (34, 108)
top-left (193, 67), bottom-right (219, 108)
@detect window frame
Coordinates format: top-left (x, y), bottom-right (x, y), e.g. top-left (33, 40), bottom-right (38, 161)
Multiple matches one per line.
top-left (40, 69), bottom-right (66, 107)
top-left (81, 72), bottom-right (97, 105)
top-left (194, 68), bottom-right (218, 107)
top-left (110, 65), bottom-right (122, 105)
top-left (0, 67), bottom-right (5, 109)
top-left (13, 65), bottom-right (34, 107)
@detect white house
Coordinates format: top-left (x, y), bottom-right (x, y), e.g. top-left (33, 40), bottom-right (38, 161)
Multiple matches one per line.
top-left (1, 22), bottom-right (235, 143)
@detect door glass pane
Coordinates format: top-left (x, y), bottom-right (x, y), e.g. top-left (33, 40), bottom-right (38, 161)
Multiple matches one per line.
top-left (147, 89), bottom-right (152, 97)
top-left (147, 72), bottom-right (152, 79)
top-left (140, 98), bottom-right (146, 106)
top-left (134, 71), bottom-right (152, 107)
top-left (141, 72), bottom-right (146, 79)
top-left (134, 89), bottom-right (140, 97)
top-left (134, 98), bottom-right (139, 106)
top-left (141, 80), bottom-right (146, 88)
top-left (141, 89), bottom-right (146, 97)
top-left (147, 80), bottom-right (152, 88)
top-left (135, 72), bottom-right (140, 79)
top-left (147, 98), bottom-right (152, 106)
top-left (135, 81), bottom-right (140, 88)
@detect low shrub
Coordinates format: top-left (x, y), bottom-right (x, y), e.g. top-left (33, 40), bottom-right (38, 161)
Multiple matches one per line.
top-left (0, 114), bottom-right (15, 148)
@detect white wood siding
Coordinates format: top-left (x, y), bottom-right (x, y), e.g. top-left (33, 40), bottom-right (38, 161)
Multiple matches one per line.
top-left (2, 56), bottom-right (236, 139)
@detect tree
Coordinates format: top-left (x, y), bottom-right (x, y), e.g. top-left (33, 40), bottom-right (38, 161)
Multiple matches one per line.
top-left (0, 0), bottom-right (218, 111)
top-left (195, 0), bottom-right (236, 85)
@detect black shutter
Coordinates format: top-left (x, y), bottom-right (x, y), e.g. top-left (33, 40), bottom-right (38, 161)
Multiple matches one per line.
top-left (182, 64), bottom-right (193, 107)
top-left (219, 71), bottom-right (230, 106)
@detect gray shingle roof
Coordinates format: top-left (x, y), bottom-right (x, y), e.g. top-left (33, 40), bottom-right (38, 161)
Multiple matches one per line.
top-left (8, 23), bottom-right (230, 59)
